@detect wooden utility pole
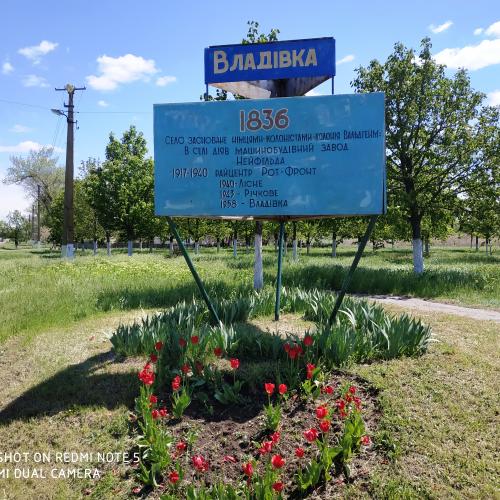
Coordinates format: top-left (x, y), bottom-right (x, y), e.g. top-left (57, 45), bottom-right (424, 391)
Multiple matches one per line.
top-left (54, 83), bottom-right (85, 258)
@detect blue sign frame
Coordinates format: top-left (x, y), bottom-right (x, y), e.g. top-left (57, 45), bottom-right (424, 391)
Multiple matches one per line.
top-left (154, 93), bottom-right (386, 219)
top-left (205, 38), bottom-right (335, 85)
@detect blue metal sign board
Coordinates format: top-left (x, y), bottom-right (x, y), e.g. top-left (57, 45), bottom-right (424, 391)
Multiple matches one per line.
top-left (154, 93), bottom-right (386, 219)
top-left (205, 38), bottom-right (335, 85)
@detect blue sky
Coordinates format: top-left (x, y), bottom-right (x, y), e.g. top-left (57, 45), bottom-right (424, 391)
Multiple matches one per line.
top-left (1, 0), bottom-right (499, 218)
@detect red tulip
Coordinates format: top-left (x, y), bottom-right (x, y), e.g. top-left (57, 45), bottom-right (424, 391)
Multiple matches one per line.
top-left (176, 441), bottom-right (187, 453)
top-left (306, 363), bottom-right (315, 379)
top-left (264, 382), bottom-right (275, 395)
top-left (159, 408), bottom-right (168, 418)
top-left (258, 440), bottom-right (273, 455)
top-left (149, 395), bottom-right (158, 404)
top-left (168, 470), bottom-right (179, 484)
top-left (242, 462), bottom-right (253, 477)
top-left (324, 385), bottom-right (334, 394)
top-left (151, 409), bottom-right (160, 419)
top-left (230, 358), bottom-right (240, 370)
top-left (154, 341), bottom-right (163, 351)
top-left (271, 431), bottom-right (280, 444)
top-left (295, 447), bottom-right (305, 458)
top-left (171, 375), bottom-right (181, 391)
top-left (179, 338), bottom-right (187, 347)
top-left (192, 455), bottom-right (209, 472)
top-left (150, 353), bottom-right (158, 363)
top-left (316, 405), bottom-right (328, 419)
top-left (138, 367), bottom-right (155, 385)
top-left (278, 383), bottom-right (287, 395)
top-left (348, 385), bottom-right (356, 394)
top-left (272, 482), bottom-right (284, 492)
top-left (214, 347), bottom-right (223, 357)
top-left (191, 335), bottom-right (199, 345)
top-left (271, 454), bottom-right (285, 469)
top-left (303, 334), bottom-right (313, 346)
top-left (319, 419), bottom-right (331, 433)
top-left (361, 435), bottom-right (371, 446)
top-left (304, 428), bottom-right (318, 442)
top-left (181, 364), bottom-right (190, 374)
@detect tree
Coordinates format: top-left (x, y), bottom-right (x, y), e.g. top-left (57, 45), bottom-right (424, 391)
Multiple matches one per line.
top-left (6, 211), bottom-right (30, 248)
top-left (4, 147), bottom-right (64, 213)
top-left (352, 38), bottom-right (498, 273)
top-left (84, 127), bottom-right (154, 256)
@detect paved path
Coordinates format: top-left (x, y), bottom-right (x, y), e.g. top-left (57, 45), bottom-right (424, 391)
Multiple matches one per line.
top-left (362, 295), bottom-right (500, 323)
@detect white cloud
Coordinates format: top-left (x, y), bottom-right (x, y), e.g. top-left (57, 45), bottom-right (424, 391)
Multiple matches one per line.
top-left (485, 20), bottom-right (500, 37)
top-left (97, 100), bottom-right (109, 107)
top-left (18, 40), bottom-right (58, 64)
top-left (0, 141), bottom-right (63, 153)
top-left (22, 74), bottom-right (49, 87)
top-left (434, 38), bottom-right (500, 70)
top-left (473, 27), bottom-right (483, 36)
top-left (10, 124), bottom-right (31, 133)
top-left (487, 90), bottom-right (500, 106)
top-left (337, 54), bottom-right (355, 65)
top-left (2, 62), bottom-right (13, 75)
top-left (429, 20), bottom-right (453, 34)
top-left (156, 75), bottom-right (177, 87)
top-left (86, 54), bottom-right (158, 91)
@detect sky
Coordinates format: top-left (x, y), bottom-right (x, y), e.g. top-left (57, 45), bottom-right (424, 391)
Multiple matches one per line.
top-left (1, 0), bottom-right (499, 219)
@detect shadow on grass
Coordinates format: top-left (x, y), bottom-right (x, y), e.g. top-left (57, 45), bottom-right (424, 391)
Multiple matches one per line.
top-left (0, 351), bottom-right (139, 425)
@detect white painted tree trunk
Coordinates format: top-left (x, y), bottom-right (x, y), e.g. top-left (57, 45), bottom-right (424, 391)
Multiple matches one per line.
top-left (332, 239), bottom-right (337, 258)
top-left (233, 239), bottom-right (237, 257)
top-left (216, 240), bottom-right (220, 252)
top-left (195, 242), bottom-right (199, 254)
top-left (169, 239), bottom-right (174, 255)
top-left (254, 232), bottom-right (263, 290)
top-left (139, 240), bottom-right (143, 251)
top-left (127, 240), bottom-right (133, 256)
top-left (412, 238), bottom-right (424, 274)
top-left (306, 242), bottom-right (311, 255)
top-left (93, 240), bottom-right (98, 256)
top-left (107, 241), bottom-right (111, 256)
top-left (292, 239), bottom-right (298, 261)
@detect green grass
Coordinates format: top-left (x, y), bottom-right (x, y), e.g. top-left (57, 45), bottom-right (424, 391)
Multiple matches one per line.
top-left (0, 243), bottom-right (498, 345)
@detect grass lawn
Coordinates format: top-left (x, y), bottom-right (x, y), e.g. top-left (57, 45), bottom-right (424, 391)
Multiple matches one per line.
top-left (0, 243), bottom-right (498, 345)
top-left (0, 306), bottom-right (498, 498)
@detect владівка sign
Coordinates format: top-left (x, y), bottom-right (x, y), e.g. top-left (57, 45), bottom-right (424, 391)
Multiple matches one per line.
top-left (154, 93), bottom-right (386, 219)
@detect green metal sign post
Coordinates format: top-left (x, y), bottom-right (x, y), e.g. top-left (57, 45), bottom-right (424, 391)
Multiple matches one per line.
top-left (166, 216), bottom-right (221, 326)
top-left (328, 215), bottom-right (378, 326)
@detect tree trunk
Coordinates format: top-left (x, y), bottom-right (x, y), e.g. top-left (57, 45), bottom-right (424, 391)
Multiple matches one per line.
top-left (195, 241), bottom-right (199, 254)
top-left (306, 240), bottom-right (311, 255)
top-left (139, 240), bottom-right (143, 251)
top-left (410, 216), bottom-right (424, 274)
top-left (216, 238), bottom-right (220, 252)
top-left (233, 238), bottom-right (237, 257)
top-left (169, 236), bottom-right (174, 255)
top-left (254, 221), bottom-right (263, 290)
top-left (424, 237), bottom-right (430, 257)
top-left (475, 235), bottom-right (479, 251)
top-left (93, 239), bottom-right (98, 256)
top-left (127, 240), bottom-right (133, 256)
top-left (332, 231), bottom-right (337, 258)
top-left (106, 234), bottom-right (111, 256)
top-left (470, 234), bottom-right (473, 249)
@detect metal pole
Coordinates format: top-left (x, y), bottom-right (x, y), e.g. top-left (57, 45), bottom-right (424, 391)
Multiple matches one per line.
top-left (274, 221), bottom-right (285, 321)
top-left (167, 216), bottom-right (221, 325)
top-left (328, 215), bottom-right (378, 326)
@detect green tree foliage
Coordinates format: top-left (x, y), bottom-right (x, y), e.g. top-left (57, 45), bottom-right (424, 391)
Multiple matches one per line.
top-left (3, 147), bottom-right (64, 228)
top-left (352, 38), bottom-right (498, 273)
top-left (5, 210), bottom-right (30, 248)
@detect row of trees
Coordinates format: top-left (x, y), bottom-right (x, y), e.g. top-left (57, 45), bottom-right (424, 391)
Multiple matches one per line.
top-left (2, 24), bottom-right (499, 274)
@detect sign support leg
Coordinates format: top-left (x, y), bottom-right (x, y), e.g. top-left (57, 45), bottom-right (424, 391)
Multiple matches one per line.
top-left (166, 216), bottom-right (221, 325)
top-left (328, 215), bottom-right (378, 326)
top-left (274, 221), bottom-right (285, 321)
